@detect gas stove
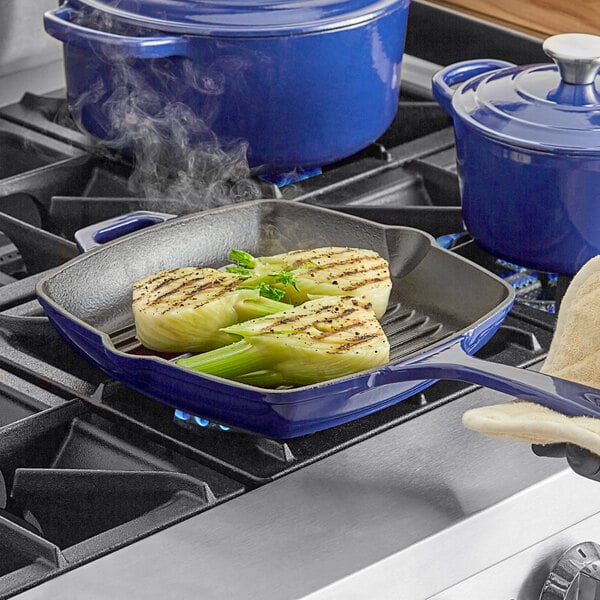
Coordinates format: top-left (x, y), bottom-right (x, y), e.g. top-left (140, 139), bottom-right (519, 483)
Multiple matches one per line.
top-left (0, 3), bottom-right (599, 599)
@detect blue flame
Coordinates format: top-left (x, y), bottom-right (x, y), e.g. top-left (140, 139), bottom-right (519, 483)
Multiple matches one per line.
top-left (174, 409), bottom-right (190, 421)
top-left (259, 167), bottom-right (322, 187)
top-left (173, 409), bottom-right (232, 432)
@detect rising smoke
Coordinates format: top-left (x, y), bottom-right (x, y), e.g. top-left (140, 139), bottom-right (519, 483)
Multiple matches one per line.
top-left (69, 9), bottom-right (262, 214)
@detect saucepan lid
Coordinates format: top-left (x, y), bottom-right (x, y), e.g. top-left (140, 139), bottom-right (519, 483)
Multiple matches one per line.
top-left (67, 0), bottom-right (409, 37)
top-left (432, 33), bottom-right (600, 155)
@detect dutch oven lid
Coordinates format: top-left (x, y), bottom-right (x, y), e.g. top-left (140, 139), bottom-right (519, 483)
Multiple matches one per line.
top-left (74, 0), bottom-right (408, 36)
top-left (450, 33), bottom-right (600, 154)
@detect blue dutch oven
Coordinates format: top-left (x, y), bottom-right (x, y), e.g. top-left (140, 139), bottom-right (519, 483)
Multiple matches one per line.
top-left (44, 0), bottom-right (410, 174)
top-left (432, 33), bottom-right (600, 276)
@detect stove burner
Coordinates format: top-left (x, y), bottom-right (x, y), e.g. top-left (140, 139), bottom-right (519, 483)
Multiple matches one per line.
top-left (174, 409), bottom-right (231, 432)
top-left (438, 232), bottom-right (564, 314)
top-left (259, 167), bottom-right (323, 187)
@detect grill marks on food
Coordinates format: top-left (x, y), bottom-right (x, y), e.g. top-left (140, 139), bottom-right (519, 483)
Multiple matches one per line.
top-left (133, 268), bottom-right (240, 314)
top-left (284, 248), bottom-right (389, 292)
top-left (264, 247), bottom-right (392, 319)
top-left (132, 266), bottom-right (297, 354)
top-left (263, 304), bottom-right (354, 329)
top-left (254, 297), bottom-right (387, 354)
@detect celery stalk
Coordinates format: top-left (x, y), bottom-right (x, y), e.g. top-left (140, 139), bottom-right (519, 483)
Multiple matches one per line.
top-left (177, 340), bottom-right (267, 379)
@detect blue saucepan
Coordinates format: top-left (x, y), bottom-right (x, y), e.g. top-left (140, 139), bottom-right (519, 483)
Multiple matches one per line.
top-left (44, 0), bottom-right (410, 174)
top-left (432, 33), bottom-right (600, 276)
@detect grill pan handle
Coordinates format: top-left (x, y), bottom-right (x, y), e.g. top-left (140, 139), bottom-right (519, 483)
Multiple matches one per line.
top-left (74, 211), bottom-right (177, 252)
top-left (376, 340), bottom-right (600, 418)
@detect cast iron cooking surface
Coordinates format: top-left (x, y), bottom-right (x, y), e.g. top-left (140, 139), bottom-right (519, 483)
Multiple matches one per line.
top-left (36, 200), bottom-right (513, 438)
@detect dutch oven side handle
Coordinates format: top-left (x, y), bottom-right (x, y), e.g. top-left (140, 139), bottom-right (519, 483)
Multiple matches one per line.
top-left (44, 5), bottom-right (192, 59)
top-left (431, 59), bottom-right (515, 115)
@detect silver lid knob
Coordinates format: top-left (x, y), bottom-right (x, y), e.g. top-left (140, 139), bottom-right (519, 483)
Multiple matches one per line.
top-left (543, 33), bottom-right (600, 85)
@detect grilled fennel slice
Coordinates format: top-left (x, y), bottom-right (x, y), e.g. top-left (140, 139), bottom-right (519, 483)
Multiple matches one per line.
top-left (229, 247), bottom-right (392, 319)
top-left (132, 267), bottom-right (291, 353)
top-left (177, 295), bottom-right (389, 388)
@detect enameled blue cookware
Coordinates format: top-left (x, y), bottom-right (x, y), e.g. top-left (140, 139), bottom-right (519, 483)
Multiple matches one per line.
top-left (432, 33), bottom-right (600, 276)
top-left (44, 0), bottom-right (410, 173)
top-left (36, 201), bottom-right (600, 439)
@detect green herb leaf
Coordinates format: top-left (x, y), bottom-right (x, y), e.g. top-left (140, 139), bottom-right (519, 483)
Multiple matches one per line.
top-left (229, 249), bottom-right (256, 269)
top-left (273, 270), bottom-right (300, 292)
top-left (226, 266), bottom-right (252, 278)
top-left (237, 282), bottom-right (286, 302)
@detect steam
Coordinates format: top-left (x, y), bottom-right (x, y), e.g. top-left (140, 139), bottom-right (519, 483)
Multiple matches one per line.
top-left (102, 94), bottom-right (260, 213)
top-left (68, 9), bottom-right (262, 214)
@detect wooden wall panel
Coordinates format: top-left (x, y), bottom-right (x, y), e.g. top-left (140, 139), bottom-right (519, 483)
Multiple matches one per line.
top-left (429, 0), bottom-right (600, 39)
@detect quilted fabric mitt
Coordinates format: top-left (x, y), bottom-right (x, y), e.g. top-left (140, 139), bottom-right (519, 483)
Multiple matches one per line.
top-left (462, 255), bottom-right (600, 457)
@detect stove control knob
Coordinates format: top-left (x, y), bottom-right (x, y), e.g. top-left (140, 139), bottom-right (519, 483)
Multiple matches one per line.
top-left (539, 541), bottom-right (600, 600)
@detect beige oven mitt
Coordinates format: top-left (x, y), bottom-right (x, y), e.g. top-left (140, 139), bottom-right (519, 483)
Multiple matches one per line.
top-left (462, 255), bottom-right (600, 457)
